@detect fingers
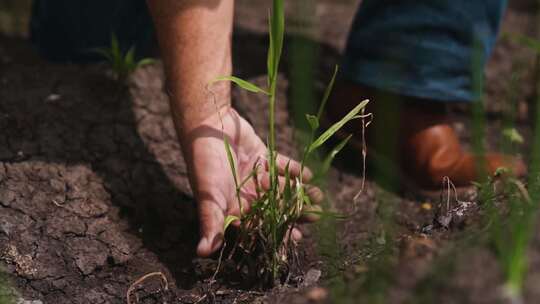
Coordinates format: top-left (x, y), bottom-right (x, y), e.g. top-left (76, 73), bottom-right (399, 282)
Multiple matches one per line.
top-left (284, 227), bottom-right (303, 242)
top-left (265, 154), bottom-right (313, 182)
top-left (305, 185), bottom-right (324, 205)
top-left (196, 200), bottom-right (225, 257)
top-left (298, 186), bottom-right (324, 222)
top-left (257, 171), bottom-right (324, 224)
top-left (226, 196), bottom-right (250, 227)
top-left (292, 228), bottom-right (303, 241)
top-left (300, 204), bottom-right (323, 223)
top-left (259, 173), bottom-right (288, 193)
top-left (259, 174), bottom-right (324, 203)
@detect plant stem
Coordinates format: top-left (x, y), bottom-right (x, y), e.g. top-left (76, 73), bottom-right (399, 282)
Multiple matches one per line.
top-left (268, 68), bottom-right (278, 282)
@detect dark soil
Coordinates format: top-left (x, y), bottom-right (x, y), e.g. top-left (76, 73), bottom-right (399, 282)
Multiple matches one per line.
top-left (1, 1), bottom-right (540, 303)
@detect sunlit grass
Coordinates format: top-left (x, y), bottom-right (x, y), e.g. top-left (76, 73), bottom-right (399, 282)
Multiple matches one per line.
top-left (213, 0), bottom-right (368, 286)
top-left (94, 34), bottom-right (155, 83)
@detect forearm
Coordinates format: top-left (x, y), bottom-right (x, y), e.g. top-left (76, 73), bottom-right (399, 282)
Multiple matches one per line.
top-left (147, 0), bottom-right (234, 137)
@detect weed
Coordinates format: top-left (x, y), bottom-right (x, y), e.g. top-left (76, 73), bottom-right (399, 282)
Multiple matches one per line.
top-left (473, 32), bottom-right (540, 301)
top-left (94, 34), bottom-right (155, 83)
top-left (212, 0), bottom-right (368, 286)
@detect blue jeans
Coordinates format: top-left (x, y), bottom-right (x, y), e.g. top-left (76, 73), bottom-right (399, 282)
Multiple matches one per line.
top-left (342, 0), bottom-right (507, 102)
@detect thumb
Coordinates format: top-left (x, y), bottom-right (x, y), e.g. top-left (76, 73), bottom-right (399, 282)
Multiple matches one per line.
top-left (196, 199), bottom-right (225, 257)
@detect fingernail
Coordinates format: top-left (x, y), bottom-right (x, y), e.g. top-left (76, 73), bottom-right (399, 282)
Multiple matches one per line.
top-left (211, 233), bottom-right (224, 252)
top-left (197, 237), bottom-right (210, 257)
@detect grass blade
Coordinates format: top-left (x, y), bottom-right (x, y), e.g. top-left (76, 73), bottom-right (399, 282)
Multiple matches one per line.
top-left (125, 47), bottom-right (136, 67)
top-left (137, 58), bottom-right (157, 68)
top-left (223, 137), bottom-right (239, 189)
top-left (304, 209), bottom-right (348, 220)
top-left (213, 76), bottom-right (269, 95)
top-left (306, 114), bottom-right (319, 131)
top-left (92, 48), bottom-right (113, 62)
top-left (319, 134), bottom-right (352, 178)
top-left (224, 137), bottom-right (245, 215)
top-left (224, 215), bottom-right (240, 232)
top-left (237, 167), bottom-right (259, 191)
top-left (317, 65), bottom-right (339, 119)
top-left (283, 162), bottom-right (292, 203)
top-left (111, 33), bottom-right (120, 58)
top-left (502, 128), bottom-right (524, 144)
top-left (308, 99), bottom-right (369, 153)
top-left (268, 0), bottom-right (284, 83)
top-left (267, 11), bottom-right (275, 86)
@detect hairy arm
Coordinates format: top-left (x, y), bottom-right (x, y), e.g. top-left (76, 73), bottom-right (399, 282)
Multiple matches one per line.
top-left (146, 0), bottom-right (233, 137)
top-left (147, 0), bottom-right (244, 257)
top-left (146, 0), bottom-right (314, 257)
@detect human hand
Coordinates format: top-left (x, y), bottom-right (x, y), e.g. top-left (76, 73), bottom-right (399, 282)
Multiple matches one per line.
top-left (180, 106), bottom-right (320, 257)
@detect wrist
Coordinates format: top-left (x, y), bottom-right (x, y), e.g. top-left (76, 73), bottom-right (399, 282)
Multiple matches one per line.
top-left (168, 81), bottom-right (231, 137)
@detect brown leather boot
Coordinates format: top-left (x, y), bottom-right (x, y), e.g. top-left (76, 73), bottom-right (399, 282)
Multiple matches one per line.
top-left (328, 82), bottom-right (526, 190)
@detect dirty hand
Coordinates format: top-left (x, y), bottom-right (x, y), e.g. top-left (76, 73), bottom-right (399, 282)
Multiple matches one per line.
top-left (180, 106), bottom-right (318, 257)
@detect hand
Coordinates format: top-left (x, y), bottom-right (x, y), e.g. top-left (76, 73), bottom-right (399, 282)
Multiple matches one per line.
top-left (180, 106), bottom-right (317, 257)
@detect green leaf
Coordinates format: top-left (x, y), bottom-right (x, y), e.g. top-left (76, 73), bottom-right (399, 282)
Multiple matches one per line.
top-left (303, 209), bottom-right (347, 220)
top-left (91, 48), bottom-right (113, 62)
top-left (224, 137), bottom-right (246, 215)
top-left (471, 181), bottom-right (482, 188)
top-left (237, 167), bottom-right (258, 192)
top-left (302, 192), bottom-right (313, 206)
top-left (125, 47), bottom-right (136, 67)
top-left (267, 11), bottom-right (275, 86)
top-left (223, 137), bottom-right (239, 189)
top-left (320, 134), bottom-right (352, 176)
top-left (305, 114), bottom-right (319, 130)
top-left (213, 76), bottom-right (269, 95)
top-left (283, 162), bottom-right (292, 203)
top-left (503, 128), bottom-right (524, 144)
top-left (111, 33), bottom-right (120, 58)
top-left (494, 166), bottom-right (510, 176)
top-left (308, 99), bottom-right (369, 153)
top-left (136, 58), bottom-right (156, 68)
top-left (268, 0), bottom-right (284, 84)
top-left (223, 215), bottom-right (240, 232)
top-left (317, 65), bottom-right (339, 119)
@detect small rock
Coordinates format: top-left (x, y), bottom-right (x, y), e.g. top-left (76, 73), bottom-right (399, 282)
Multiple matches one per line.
top-left (437, 214), bottom-right (452, 228)
top-left (45, 94), bottom-right (61, 103)
top-left (302, 268), bottom-right (322, 287)
top-left (421, 224), bottom-right (434, 234)
top-left (2, 245), bottom-right (38, 278)
top-left (67, 238), bottom-right (108, 275)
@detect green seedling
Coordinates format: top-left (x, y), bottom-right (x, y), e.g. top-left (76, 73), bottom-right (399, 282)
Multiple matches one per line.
top-left (212, 0), bottom-right (369, 286)
top-left (476, 173), bottom-right (534, 302)
top-left (481, 31), bottom-right (540, 302)
top-left (94, 34), bottom-right (155, 82)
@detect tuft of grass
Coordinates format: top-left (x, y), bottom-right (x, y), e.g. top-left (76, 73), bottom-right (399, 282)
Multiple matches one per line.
top-left (93, 34), bottom-right (155, 83)
top-left (476, 171), bottom-right (536, 302)
top-left (475, 32), bottom-right (540, 302)
top-left (213, 0), bottom-right (369, 286)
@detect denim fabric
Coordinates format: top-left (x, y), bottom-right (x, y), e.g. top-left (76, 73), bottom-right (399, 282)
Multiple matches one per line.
top-left (342, 0), bottom-right (508, 102)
